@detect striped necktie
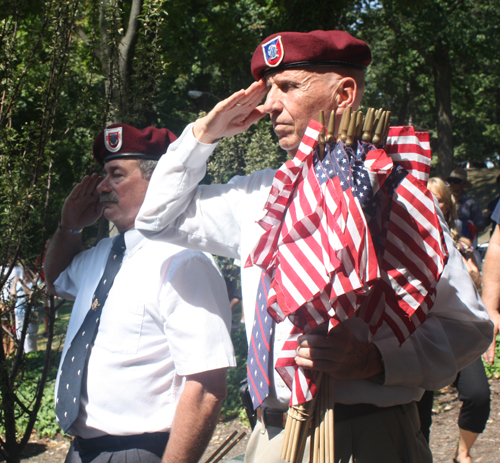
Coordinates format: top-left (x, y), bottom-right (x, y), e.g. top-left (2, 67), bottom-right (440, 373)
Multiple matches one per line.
top-left (56, 234), bottom-right (126, 432)
top-left (247, 273), bottom-right (274, 409)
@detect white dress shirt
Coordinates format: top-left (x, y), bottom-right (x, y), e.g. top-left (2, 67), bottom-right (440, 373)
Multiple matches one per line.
top-left (54, 228), bottom-right (235, 438)
top-left (136, 124), bottom-right (493, 410)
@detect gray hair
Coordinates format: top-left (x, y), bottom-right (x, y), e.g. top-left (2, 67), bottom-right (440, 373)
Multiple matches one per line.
top-left (138, 159), bottom-right (158, 179)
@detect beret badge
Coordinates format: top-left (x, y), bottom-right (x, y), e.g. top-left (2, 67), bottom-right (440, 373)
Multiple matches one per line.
top-left (262, 35), bottom-right (284, 68)
top-left (104, 127), bottom-right (123, 153)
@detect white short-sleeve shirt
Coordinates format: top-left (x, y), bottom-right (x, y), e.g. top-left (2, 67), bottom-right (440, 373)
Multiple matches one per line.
top-left (54, 228), bottom-right (235, 438)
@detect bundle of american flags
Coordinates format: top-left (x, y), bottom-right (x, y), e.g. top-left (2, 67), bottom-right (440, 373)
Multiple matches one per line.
top-left (245, 119), bottom-right (448, 406)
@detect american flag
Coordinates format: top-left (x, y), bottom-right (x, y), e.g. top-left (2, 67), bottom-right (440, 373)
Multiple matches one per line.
top-left (246, 121), bottom-right (448, 405)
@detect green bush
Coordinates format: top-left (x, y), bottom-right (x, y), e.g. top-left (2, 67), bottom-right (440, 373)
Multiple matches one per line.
top-left (483, 335), bottom-right (500, 379)
top-left (0, 351), bottom-right (62, 439)
top-left (220, 325), bottom-right (248, 422)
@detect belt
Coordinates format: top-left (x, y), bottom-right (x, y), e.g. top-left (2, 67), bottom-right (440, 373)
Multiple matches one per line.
top-left (74, 431), bottom-right (170, 455)
top-left (257, 403), bottom-right (403, 429)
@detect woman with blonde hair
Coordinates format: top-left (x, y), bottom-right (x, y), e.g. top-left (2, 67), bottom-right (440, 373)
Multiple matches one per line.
top-left (418, 177), bottom-right (489, 463)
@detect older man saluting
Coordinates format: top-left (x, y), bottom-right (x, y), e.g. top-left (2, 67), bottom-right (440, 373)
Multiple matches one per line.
top-left (136, 31), bottom-right (492, 463)
top-left (45, 124), bottom-right (235, 463)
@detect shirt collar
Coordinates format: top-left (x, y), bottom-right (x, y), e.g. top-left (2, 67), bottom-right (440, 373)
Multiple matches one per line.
top-left (123, 228), bottom-right (146, 256)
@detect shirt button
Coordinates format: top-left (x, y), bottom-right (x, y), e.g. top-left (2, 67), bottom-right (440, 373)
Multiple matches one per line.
top-left (279, 380), bottom-right (285, 388)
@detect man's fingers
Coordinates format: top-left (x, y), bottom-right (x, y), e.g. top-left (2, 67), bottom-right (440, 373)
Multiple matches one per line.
top-left (297, 324), bottom-right (349, 348)
top-left (83, 173), bottom-right (102, 197)
top-left (69, 173), bottom-right (101, 199)
top-left (294, 356), bottom-right (332, 372)
top-left (484, 341), bottom-right (496, 364)
top-left (296, 343), bottom-right (341, 362)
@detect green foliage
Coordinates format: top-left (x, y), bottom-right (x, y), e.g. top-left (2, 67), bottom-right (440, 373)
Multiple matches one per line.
top-left (220, 326), bottom-right (248, 420)
top-left (0, 351), bottom-right (60, 440)
top-left (5, 351), bottom-right (62, 439)
top-left (349, 0), bottom-right (500, 171)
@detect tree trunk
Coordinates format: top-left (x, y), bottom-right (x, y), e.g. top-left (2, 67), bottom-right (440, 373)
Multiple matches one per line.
top-left (98, 0), bottom-right (142, 125)
top-left (433, 41), bottom-right (454, 177)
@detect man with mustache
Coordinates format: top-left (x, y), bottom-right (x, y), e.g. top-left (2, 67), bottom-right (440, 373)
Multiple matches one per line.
top-left (136, 31), bottom-right (492, 462)
top-left (44, 124), bottom-right (235, 463)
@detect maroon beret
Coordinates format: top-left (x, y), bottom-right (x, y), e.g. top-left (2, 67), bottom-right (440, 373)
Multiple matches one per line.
top-left (251, 30), bottom-right (371, 80)
top-left (93, 123), bottom-right (178, 166)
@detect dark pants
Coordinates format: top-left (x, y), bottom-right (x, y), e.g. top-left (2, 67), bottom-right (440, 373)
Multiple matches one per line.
top-left (418, 357), bottom-right (490, 441)
top-left (65, 432), bottom-right (170, 463)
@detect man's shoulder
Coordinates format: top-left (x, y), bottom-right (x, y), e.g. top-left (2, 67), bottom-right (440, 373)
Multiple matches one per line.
top-left (141, 239), bottom-right (217, 268)
top-left (227, 168), bottom-right (277, 193)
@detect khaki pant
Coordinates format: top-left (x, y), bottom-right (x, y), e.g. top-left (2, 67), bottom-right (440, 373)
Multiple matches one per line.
top-left (244, 402), bottom-right (432, 463)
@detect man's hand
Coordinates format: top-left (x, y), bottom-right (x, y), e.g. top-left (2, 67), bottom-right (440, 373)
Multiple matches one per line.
top-left (193, 80), bottom-right (268, 144)
top-left (483, 313), bottom-right (500, 364)
top-left (45, 173), bottom-right (104, 294)
top-left (60, 173), bottom-right (104, 230)
top-left (295, 323), bottom-right (384, 380)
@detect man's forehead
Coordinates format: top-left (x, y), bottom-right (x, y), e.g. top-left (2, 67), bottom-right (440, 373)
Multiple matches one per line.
top-left (265, 67), bottom-right (339, 86)
top-left (103, 158), bottom-right (140, 173)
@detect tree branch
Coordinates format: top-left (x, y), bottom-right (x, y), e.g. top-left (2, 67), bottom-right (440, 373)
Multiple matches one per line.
top-left (385, 19), bottom-right (437, 68)
top-left (119, 0), bottom-right (142, 59)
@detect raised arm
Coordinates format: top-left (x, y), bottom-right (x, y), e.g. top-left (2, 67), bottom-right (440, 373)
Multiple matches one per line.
top-left (45, 173), bottom-right (103, 294)
top-left (136, 81), bottom-right (271, 258)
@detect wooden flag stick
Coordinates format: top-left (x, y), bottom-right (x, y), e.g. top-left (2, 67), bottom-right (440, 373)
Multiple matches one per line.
top-left (361, 108), bottom-right (375, 142)
top-left (286, 414), bottom-right (298, 461)
top-left (313, 405), bottom-right (321, 463)
top-left (326, 110), bottom-right (336, 144)
top-left (380, 111), bottom-right (391, 146)
top-left (338, 107), bottom-right (351, 142)
top-left (319, 388), bottom-right (325, 463)
top-left (329, 377), bottom-right (334, 463)
top-left (372, 111), bottom-right (387, 146)
top-left (296, 407), bottom-right (312, 463)
top-left (324, 380), bottom-right (330, 463)
top-left (355, 111), bottom-right (364, 140)
top-left (281, 411), bottom-right (293, 459)
top-left (345, 111), bottom-right (357, 147)
top-left (211, 432), bottom-right (246, 463)
top-left (204, 430), bottom-right (239, 463)
top-left (319, 111), bottom-right (326, 160)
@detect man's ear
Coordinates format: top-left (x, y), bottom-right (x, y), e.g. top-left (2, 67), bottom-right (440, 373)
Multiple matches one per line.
top-left (333, 77), bottom-right (357, 109)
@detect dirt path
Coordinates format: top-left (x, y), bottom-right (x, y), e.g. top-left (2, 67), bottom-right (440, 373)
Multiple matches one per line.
top-left (18, 379), bottom-right (500, 462)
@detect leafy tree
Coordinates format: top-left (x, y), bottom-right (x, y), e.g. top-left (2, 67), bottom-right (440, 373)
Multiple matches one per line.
top-left (0, 1), bottom-right (83, 461)
top-left (351, 0), bottom-right (500, 175)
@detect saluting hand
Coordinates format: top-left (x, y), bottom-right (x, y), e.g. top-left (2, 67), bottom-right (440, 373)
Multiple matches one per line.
top-left (193, 80), bottom-right (268, 144)
top-left (60, 173), bottom-right (104, 231)
top-left (294, 323), bottom-right (384, 380)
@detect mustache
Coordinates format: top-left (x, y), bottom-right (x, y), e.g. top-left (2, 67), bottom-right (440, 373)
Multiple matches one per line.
top-left (99, 192), bottom-right (119, 203)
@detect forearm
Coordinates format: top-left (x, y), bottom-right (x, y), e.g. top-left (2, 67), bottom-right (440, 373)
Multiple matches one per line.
top-left (44, 228), bottom-right (83, 295)
top-left (137, 123), bottom-right (216, 235)
top-left (161, 369), bottom-right (227, 463)
top-left (482, 232), bottom-right (500, 324)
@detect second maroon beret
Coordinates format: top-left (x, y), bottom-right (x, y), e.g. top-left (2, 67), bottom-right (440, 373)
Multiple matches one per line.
top-left (93, 124), bottom-right (178, 166)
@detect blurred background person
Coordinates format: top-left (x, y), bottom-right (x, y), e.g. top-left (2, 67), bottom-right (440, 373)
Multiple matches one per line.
top-left (14, 267), bottom-right (43, 353)
top-left (484, 174), bottom-right (500, 235)
top-left (1, 260), bottom-right (24, 355)
top-left (446, 168), bottom-right (485, 247)
top-left (419, 177), bottom-right (489, 463)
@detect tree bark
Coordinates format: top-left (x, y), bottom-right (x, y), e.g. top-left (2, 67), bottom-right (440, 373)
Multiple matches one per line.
top-left (433, 40), bottom-right (454, 177)
top-left (98, 0), bottom-right (143, 125)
